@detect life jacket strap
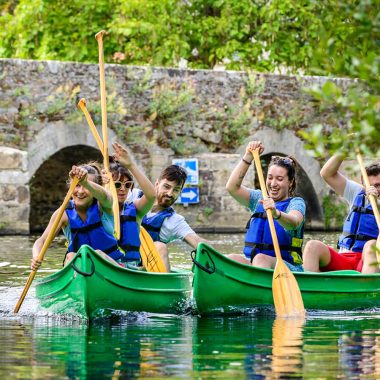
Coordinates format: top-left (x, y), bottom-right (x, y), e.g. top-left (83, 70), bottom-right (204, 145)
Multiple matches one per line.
top-left (244, 241), bottom-right (302, 254)
top-left (120, 215), bottom-right (137, 222)
top-left (70, 221), bottom-right (102, 234)
top-left (351, 205), bottom-right (374, 215)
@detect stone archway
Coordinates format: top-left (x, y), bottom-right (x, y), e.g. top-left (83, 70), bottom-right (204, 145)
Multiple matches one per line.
top-left (237, 128), bottom-right (327, 229)
top-left (27, 121), bottom-right (117, 231)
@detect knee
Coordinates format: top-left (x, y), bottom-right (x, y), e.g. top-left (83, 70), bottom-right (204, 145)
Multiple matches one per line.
top-left (252, 254), bottom-right (273, 268)
top-left (362, 240), bottom-right (376, 257)
top-left (64, 252), bottom-right (75, 266)
top-left (303, 240), bottom-right (327, 258)
top-left (155, 242), bottom-right (168, 259)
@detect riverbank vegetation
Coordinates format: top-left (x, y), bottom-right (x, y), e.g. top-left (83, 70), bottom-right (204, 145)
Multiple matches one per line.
top-left (0, 0), bottom-right (379, 157)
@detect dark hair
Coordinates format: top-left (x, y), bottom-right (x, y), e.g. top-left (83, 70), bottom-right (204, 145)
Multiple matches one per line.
top-left (159, 165), bottom-right (188, 187)
top-left (80, 162), bottom-right (103, 185)
top-left (268, 155), bottom-right (298, 196)
top-left (109, 162), bottom-right (134, 183)
top-left (366, 162), bottom-right (380, 177)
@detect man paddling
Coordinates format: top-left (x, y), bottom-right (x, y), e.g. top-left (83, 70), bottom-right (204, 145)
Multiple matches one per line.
top-left (139, 165), bottom-right (206, 271)
top-left (303, 153), bottom-right (380, 273)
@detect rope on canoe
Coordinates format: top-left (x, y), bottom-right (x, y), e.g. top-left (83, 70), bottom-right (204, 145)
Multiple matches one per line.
top-left (191, 248), bottom-right (216, 274)
top-left (71, 251), bottom-right (95, 277)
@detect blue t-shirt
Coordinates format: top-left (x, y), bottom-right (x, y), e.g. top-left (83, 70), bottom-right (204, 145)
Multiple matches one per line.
top-left (248, 189), bottom-right (306, 236)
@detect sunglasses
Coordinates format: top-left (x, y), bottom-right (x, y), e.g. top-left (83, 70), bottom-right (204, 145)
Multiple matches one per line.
top-left (114, 180), bottom-right (134, 190)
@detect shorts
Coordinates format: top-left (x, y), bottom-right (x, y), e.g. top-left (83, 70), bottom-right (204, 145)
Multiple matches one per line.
top-left (285, 261), bottom-right (304, 272)
top-left (322, 246), bottom-right (363, 272)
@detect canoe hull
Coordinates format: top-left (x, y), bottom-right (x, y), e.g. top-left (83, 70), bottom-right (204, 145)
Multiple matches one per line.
top-left (35, 245), bottom-right (191, 319)
top-left (192, 243), bottom-right (380, 314)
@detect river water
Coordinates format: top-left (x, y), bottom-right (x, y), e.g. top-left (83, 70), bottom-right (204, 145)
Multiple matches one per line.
top-left (1, 232), bottom-right (379, 379)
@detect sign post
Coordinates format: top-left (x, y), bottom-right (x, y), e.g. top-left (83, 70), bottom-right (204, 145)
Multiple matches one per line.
top-left (172, 158), bottom-right (200, 204)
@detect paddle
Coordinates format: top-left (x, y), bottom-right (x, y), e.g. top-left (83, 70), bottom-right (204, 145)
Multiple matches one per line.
top-left (252, 149), bottom-right (305, 317)
top-left (14, 176), bottom-right (80, 313)
top-left (356, 151), bottom-right (380, 269)
top-left (95, 30), bottom-right (120, 240)
top-left (140, 227), bottom-right (167, 272)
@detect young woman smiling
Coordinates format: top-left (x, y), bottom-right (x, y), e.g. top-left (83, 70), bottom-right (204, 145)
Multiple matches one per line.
top-left (226, 140), bottom-right (306, 271)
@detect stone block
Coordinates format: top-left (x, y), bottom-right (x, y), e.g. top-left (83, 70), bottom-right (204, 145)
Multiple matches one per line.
top-left (0, 146), bottom-right (27, 170)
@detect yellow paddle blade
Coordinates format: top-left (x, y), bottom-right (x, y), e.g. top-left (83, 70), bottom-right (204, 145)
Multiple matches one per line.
top-left (272, 260), bottom-right (305, 317)
top-left (139, 227), bottom-right (166, 273)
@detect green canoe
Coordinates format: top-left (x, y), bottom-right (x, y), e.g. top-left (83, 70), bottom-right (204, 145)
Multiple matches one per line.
top-left (35, 244), bottom-right (191, 320)
top-left (192, 243), bottom-right (380, 314)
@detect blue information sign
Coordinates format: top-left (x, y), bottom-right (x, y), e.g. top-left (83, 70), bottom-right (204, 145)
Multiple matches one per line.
top-left (177, 187), bottom-right (199, 204)
top-left (172, 158), bottom-right (199, 185)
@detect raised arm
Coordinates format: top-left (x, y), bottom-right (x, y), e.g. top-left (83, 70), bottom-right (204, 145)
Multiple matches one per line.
top-left (70, 165), bottom-right (113, 213)
top-left (320, 153), bottom-right (348, 196)
top-left (226, 141), bottom-right (264, 208)
top-left (112, 142), bottom-right (155, 221)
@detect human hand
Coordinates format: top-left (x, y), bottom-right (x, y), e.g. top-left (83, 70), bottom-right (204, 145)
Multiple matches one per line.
top-left (31, 257), bottom-right (42, 271)
top-left (259, 197), bottom-right (275, 211)
top-left (69, 165), bottom-right (88, 183)
top-left (101, 169), bottom-right (110, 185)
top-left (365, 185), bottom-right (379, 199)
top-left (112, 142), bottom-right (133, 169)
top-left (246, 141), bottom-right (264, 156)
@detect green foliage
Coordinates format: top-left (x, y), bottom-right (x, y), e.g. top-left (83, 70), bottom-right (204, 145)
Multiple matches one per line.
top-left (1, 0), bottom-right (378, 157)
top-left (322, 195), bottom-right (347, 230)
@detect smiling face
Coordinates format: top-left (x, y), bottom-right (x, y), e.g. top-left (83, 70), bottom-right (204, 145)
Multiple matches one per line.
top-left (155, 178), bottom-right (183, 209)
top-left (266, 165), bottom-right (293, 202)
top-left (114, 175), bottom-right (134, 206)
top-left (71, 174), bottom-right (96, 210)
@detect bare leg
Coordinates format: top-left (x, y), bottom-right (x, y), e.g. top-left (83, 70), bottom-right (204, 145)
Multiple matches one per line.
top-left (302, 240), bottom-right (332, 272)
top-left (155, 241), bottom-right (170, 272)
top-left (251, 254), bottom-right (276, 269)
top-left (64, 252), bottom-right (76, 266)
top-left (361, 240), bottom-right (379, 274)
top-left (227, 254), bottom-right (251, 265)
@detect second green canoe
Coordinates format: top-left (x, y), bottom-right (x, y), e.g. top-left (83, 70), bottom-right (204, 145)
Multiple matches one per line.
top-left (192, 243), bottom-right (380, 315)
top-left (35, 244), bottom-right (191, 320)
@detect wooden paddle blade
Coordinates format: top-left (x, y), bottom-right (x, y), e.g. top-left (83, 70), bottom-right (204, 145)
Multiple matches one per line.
top-left (272, 260), bottom-right (305, 317)
top-left (139, 227), bottom-right (166, 273)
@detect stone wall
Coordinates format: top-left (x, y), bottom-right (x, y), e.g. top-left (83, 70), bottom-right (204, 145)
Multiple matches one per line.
top-left (0, 58), bottom-right (351, 234)
top-left (0, 147), bottom-right (29, 234)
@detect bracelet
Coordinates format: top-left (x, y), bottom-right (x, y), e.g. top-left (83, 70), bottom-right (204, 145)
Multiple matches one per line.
top-left (241, 158), bottom-right (252, 166)
top-left (273, 210), bottom-right (281, 220)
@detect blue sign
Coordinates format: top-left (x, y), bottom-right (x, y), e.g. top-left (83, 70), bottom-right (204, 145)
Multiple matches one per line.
top-left (172, 158), bottom-right (199, 185)
top-left (177, 187), bottom-right (199, 204)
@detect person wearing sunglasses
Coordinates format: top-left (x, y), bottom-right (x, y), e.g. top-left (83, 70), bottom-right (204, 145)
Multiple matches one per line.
top-left (31, 163), bottom-right (125, 270)
top-left (140, 165), bottom-right (207, 271)
top-left (303, 153), bottom-right (379, 274)
top-left (226, 140), bottom-right (305, 271)
top-left (107, 142), bottom-right (156, 266)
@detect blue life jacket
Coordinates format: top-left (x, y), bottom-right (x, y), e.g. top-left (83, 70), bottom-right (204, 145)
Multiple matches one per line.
top-left (243, 198), bottom-right (304, 265)
top-left (66, 200), bottom-right (123, 260)
top-left (338, 190), bottom-right (378, 252)
top-left (118, 202), bottom-right (141, 262)
top-left (141, 207), bottom-right (175, 242)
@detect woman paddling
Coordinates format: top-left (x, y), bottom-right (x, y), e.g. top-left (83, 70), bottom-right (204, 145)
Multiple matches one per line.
top-left (226, 140), bottom-right (305, 271)
top-left (31, 163), bottom-right (124, 270)
top-left (106, 142), bottom-right (155, 266)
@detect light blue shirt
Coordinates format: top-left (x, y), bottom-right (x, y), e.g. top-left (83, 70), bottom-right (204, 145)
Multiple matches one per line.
top-left (248, 189), bottom-right (306, 234)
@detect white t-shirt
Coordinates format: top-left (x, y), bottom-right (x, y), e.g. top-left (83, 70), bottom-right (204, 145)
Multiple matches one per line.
top-left (343, 179), bottom-right (363, 207)
top-left (144, 210), bottom-right (195, 243)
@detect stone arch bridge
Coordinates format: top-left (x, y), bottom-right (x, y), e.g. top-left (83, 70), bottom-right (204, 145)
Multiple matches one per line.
top-left (1, 125), bottom-right (327, 234)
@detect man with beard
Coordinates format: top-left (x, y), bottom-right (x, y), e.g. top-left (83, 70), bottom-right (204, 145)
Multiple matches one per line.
top-left (140, 165), bottom-right (206, 271)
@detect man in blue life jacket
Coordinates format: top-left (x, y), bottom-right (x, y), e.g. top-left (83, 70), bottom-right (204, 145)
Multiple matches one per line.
top-left (133, 165), bottom-right (206, 271)
top-left (303, 153), bottom-right (380, 274)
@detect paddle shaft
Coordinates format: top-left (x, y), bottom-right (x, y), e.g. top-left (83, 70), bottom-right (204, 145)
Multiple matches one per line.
top-left (95, 31), bottom-right (120, 239)
top-left (77, 98), bottom-right (104, 153)
top-left (14, 177), bottom-right (80, 313)
top-left (95, 30), bottom-right (110, 171)
top-left (357, 153), bottom-right (380, 227)
top-left (252, 150), bottom-right (283, 261)
top-left (356, 152), bottom-right (380, 264)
